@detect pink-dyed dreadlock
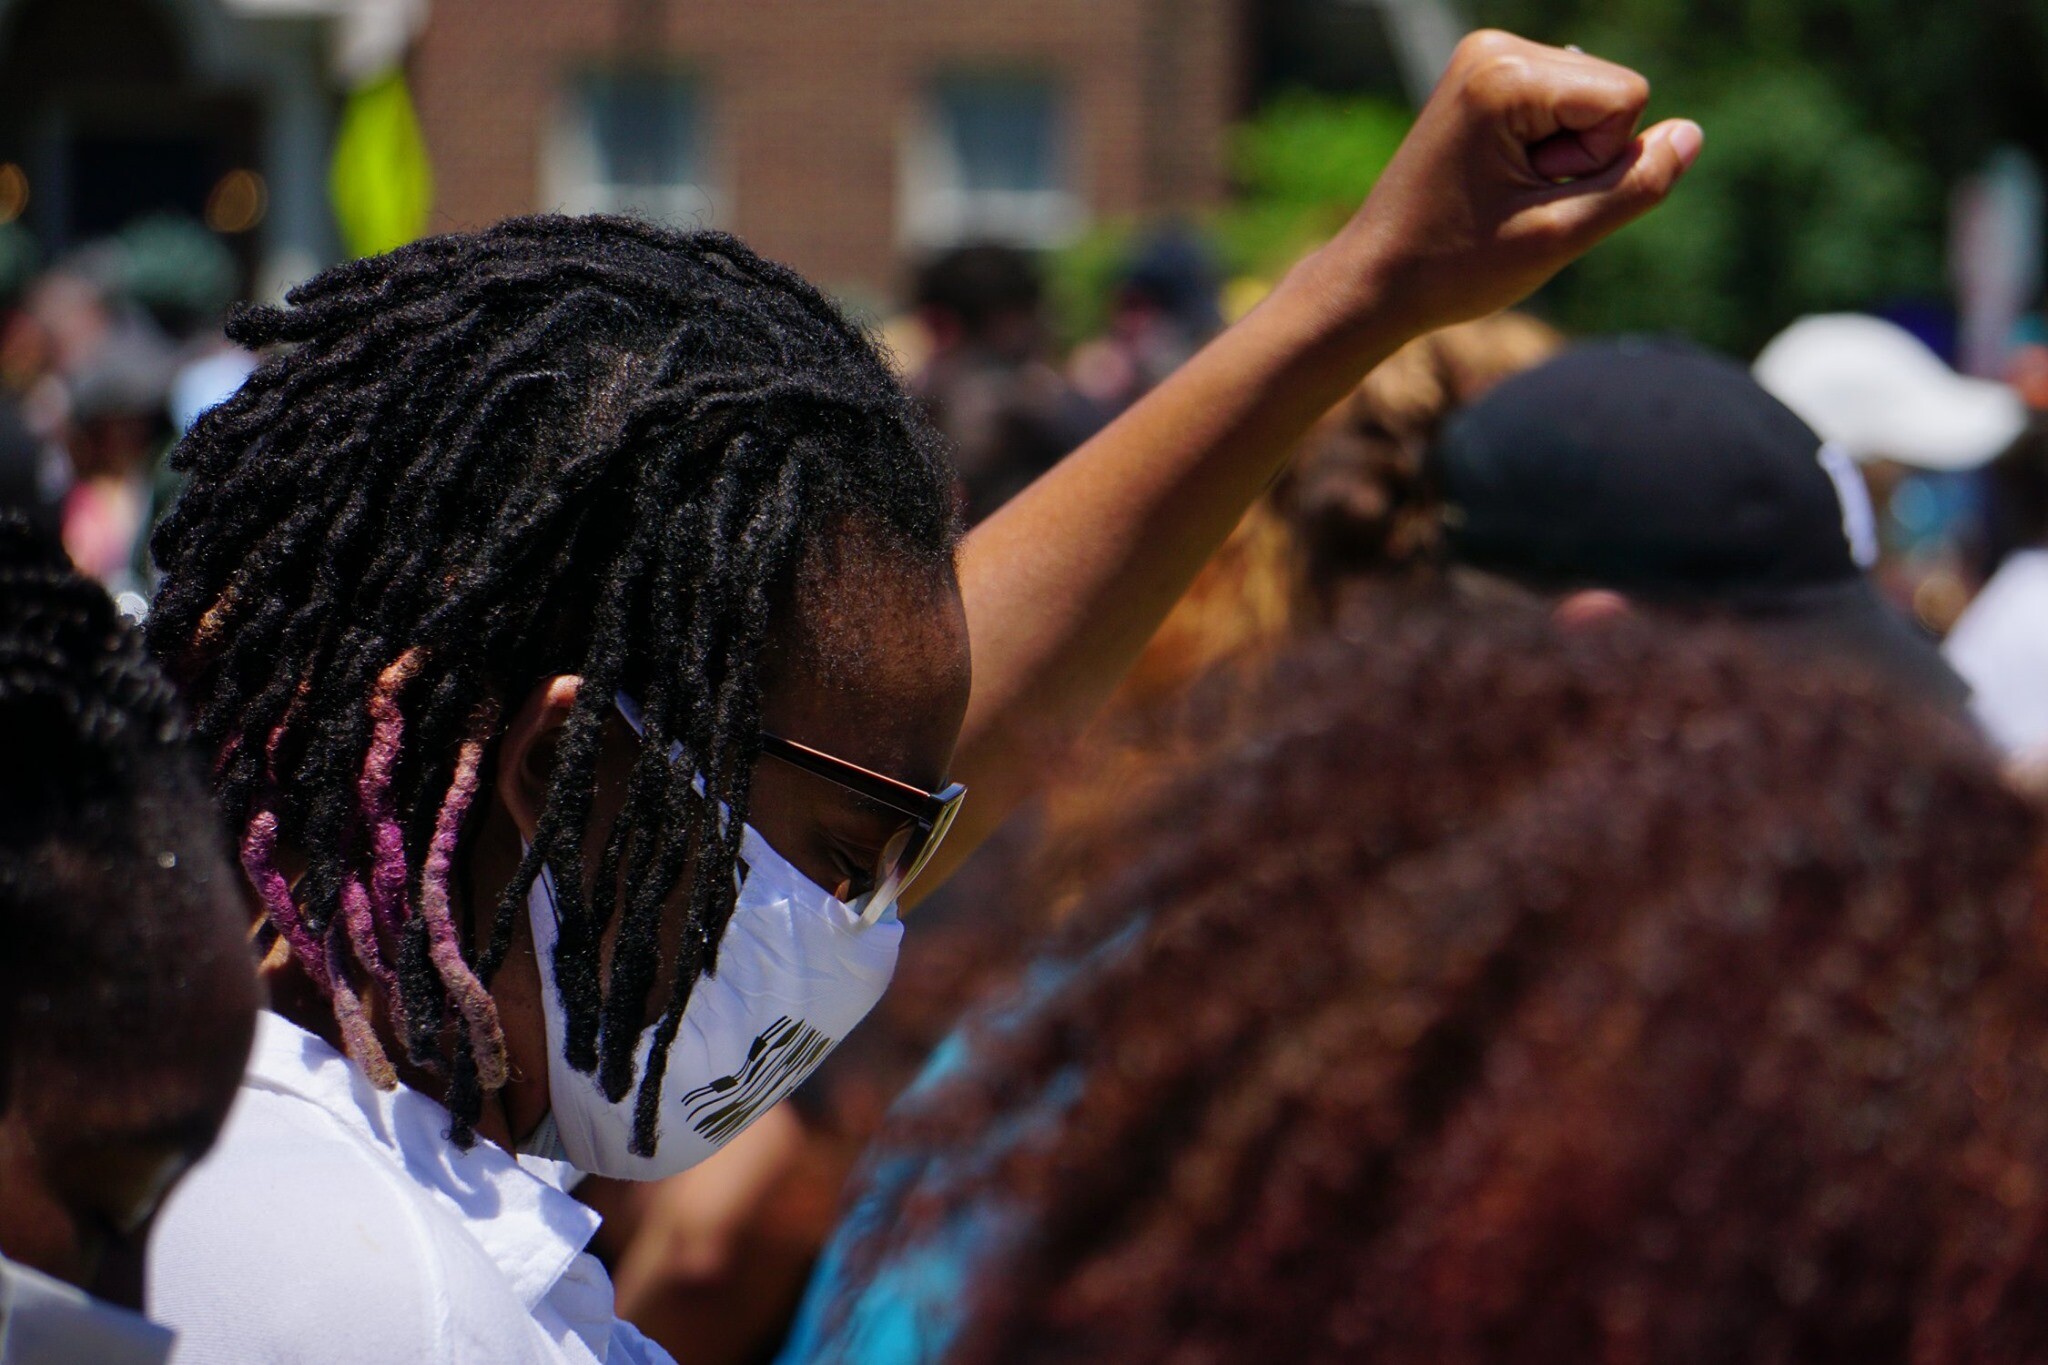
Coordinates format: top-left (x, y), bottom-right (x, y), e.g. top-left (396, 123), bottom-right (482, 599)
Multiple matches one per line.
top-left (236, 651), bottom-right (508, 1092)
top-left (419, 702), bottom-right (507, 1090)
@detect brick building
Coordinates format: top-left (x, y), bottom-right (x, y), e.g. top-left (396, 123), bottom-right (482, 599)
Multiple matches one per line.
top-left (411, 0), bottom-right (1243, 300)
top-left (0, 0), bottom-right (1448, 302)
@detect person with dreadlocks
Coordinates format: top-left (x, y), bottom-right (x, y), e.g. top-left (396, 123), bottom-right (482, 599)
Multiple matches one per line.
top-left (143, 33), bottom-right (1700, 1365)
top-left (0, 518), bottom-right (257, 1364)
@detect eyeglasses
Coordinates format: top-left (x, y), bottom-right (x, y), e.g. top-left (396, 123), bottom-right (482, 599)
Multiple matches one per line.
top-left (614, 693), bottom-right (967, 926)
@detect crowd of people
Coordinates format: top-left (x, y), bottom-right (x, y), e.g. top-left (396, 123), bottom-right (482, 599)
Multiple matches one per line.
top-left (0, 219), bottom-right (257, 617)
top-left (3, 28), bottom-right (2047, 1365)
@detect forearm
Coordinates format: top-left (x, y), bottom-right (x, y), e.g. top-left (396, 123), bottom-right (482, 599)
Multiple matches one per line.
top-left (913, 32), bottom-right (1698, 890)
top-left (944, 242), bottom-right (1400, 845)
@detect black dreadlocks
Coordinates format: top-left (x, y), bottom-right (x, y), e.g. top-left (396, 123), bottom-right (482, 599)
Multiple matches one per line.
top-left (147, 216), bottom-right (959, 1151)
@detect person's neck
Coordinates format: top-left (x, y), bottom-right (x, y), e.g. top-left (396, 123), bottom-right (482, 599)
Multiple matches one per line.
top-left (261, 794), bottom-right (553, 1154)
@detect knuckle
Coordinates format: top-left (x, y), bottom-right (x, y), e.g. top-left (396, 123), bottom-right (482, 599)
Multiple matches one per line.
top-left (1453, 29), bottom-right (1519, 70)
top-left (1519, 214), bottom-right (1576, 252)
top-left (1467, 49), bottom-right (1534, 95)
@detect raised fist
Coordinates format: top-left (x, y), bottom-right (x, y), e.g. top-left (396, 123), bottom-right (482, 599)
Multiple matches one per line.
top-left (1336, 31), bottom-right (1702, 336)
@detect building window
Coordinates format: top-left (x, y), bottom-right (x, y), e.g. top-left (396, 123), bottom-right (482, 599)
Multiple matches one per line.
top-left (545, 70), bottom-right (720, 225)
top-left (901, 73), bottom-right (1079, 249)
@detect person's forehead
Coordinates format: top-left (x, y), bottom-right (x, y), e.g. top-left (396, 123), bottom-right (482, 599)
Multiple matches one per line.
top-left (760, 543), bottom-right (970, 790)
top-left (782, 528), bottom-right (960, 645)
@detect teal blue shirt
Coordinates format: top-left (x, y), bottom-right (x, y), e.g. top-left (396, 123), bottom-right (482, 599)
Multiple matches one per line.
top-left (775, 924), bottom-right (1135, 1365)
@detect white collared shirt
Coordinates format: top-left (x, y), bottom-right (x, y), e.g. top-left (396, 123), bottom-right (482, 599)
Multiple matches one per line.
top-left (148, 1012), bottom-right (673, 1364)
top-left (1946, 548), bottom-right (2048, 759)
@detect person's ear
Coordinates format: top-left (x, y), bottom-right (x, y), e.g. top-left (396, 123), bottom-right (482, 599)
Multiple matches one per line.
top-left (496, 675), bottom-right (582, 841)
top-left (1552, 588), bottom-right (1632, 630)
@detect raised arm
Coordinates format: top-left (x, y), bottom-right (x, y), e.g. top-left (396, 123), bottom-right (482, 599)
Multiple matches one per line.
top-left (928, 33), bottom-right (1702, 884)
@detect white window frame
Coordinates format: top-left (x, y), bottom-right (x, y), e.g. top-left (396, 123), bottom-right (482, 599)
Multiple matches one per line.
top-left (898, 72), bottom-right (1081, 250)
top-left (542, 68), bottom-right (724, 228)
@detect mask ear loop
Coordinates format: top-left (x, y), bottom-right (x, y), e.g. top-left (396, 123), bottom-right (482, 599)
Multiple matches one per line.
top-left (611, 690), bottom-right (886, 926)
top-left (515, 845), bottom-right (603, 1168)
top-left (614, 689), bottom-right (745, 871)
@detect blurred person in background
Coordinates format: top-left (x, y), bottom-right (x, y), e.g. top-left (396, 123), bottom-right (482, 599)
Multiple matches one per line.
top-left (60, 326), bottom-right (176, 603)
top-left (0, 230), bottom-right (63, 548)
top-left (1753, 313), bottom-right (2028, 477)
top-left (783, 608), bottom-right (2044, 1365)
top-left (1067, 225), bottom-right (1224, 417)
top-left (0, 519), bottom-right (258, 1362)
top-left (908, 245), bottom-right (1106, 523)
top-left (13, 262), bottom-right (179, 602)
top-left (1945, 422), bottom-right (2048, 772)
top-left (1753, 313), bottom-right (2029, 635)
top-left (1279, 310), bottom-right (1564, 623)
top-left (0, 400), bottom-right (59, 551)
top-left (0, 221), bottom-right (243, 604)
top-left (1427, 336), bottom-right (1972, 711)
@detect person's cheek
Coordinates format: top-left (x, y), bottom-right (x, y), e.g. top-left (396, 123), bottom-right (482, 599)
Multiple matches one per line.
top-left (0, 1201), bottom-right (94, 1294)
top-left (0, 1145), bottom-right (94, 1292)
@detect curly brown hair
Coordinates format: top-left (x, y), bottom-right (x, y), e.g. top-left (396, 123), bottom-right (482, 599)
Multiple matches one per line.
top-left (861, 606), bottom-right (2047, 1365)
top-left (1281, 311), bottom-right (1562, 613)
top-left (1032, 315), bottom-right (1564, 885)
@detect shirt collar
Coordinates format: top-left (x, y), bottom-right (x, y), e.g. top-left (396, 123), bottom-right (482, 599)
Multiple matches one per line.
top-left (242, 1011), bottom-right (603, 1316)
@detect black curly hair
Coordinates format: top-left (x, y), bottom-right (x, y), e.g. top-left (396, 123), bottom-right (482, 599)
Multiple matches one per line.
top-left (146, 215), bottom-right (959, 1151)
top-left (0, 515), bottom-right (244, 1093)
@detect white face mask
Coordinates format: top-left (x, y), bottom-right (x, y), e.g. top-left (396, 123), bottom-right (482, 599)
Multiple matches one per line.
top-left (0, 1254), bottom-right (173, 1365)
top-left (520, 819), bottom-right (902, 1181)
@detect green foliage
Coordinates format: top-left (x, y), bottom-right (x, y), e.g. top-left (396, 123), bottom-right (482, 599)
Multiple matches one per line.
top-left (1538, 64), bottom-right (1943, 353)
top-left (1473, 0), bottom-right (2048, 353)
top-left (1226, 90), bottom-right (1410, 219)
top-left (1056, 1), bottom-right (2046, 355)
top-left (1213, 90), bottom-right (1409, 282)
top-left (1046, 92), bottom-right (1409, 345)
top-left (1045, 221), bottom-right (1139, 351)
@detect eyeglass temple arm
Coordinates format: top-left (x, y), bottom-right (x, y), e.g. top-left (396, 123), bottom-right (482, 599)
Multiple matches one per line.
top-left (756, 731), bottom-right (936, 821)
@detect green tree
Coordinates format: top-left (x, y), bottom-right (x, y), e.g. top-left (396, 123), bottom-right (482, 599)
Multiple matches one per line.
top-left (1058, 3), bottom-right (2048, 355)
top-left (1048, 92), bottom-right (1409, 345)
top-left (1472, 0), bottom-right (2048, 352)
top-left (1536, 64), bottom-right (1943, 353)
top-left (1472, 0), bottom-right (2048, 171)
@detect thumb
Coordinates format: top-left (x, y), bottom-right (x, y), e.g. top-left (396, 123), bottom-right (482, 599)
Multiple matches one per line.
top-left (1528, 118), bottom-right (1702, 250)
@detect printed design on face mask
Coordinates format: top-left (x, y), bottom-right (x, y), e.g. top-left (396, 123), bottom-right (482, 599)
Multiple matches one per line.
top-left (683, 1015), bottom-right (837, 1143)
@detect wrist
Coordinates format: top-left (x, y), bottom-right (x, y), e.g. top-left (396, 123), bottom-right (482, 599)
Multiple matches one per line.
top-left (1262, 231), bottom-right (1415, 374)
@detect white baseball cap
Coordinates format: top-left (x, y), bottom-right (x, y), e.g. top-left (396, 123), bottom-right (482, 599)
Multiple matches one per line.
top-left (1754, 313), bottom-right (2027, 471)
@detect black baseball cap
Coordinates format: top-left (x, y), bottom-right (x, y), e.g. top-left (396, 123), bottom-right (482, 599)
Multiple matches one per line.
top-left (1430, 336), bottom-right (1969, 709)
